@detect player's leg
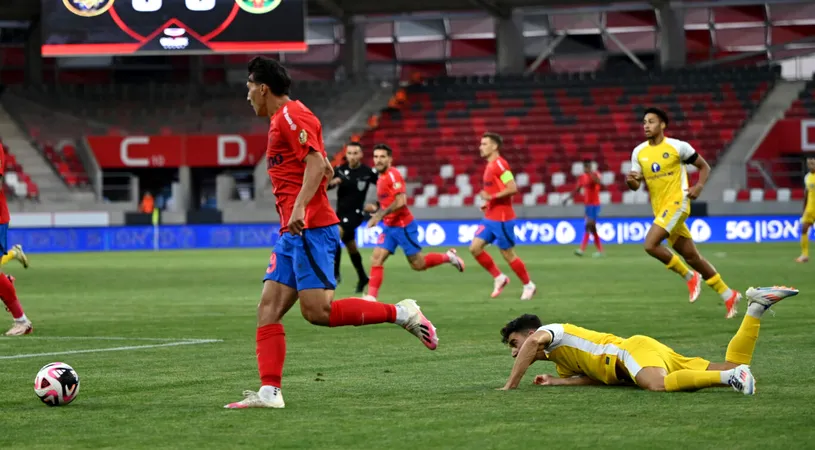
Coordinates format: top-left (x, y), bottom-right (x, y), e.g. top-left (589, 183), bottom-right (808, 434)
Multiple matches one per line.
top-left (797, 218), bottom-right (812, 263)
top-left (401, 222), bottom-right (464, 272)
top-left (588, 207), bottom-right (603, 255)
top-left (494, 220), bottom-right (535, 300)
top-left (365, 228), bottom-right (395, 301)
top-left (342, 224), bottom-right (369, 293)
top-left (470, 231), bottom-right (509, 298)
top-left (225, 241), bottom-right (299, 409)
top-left (671, 234), bottom-right (740, 318)
top-left (646, 211), bottom-right (701, 303)
top-left (619, 335), bottom-right (722, 393)
top-left (0, 224), bottom-right (30, 336)
top-left (0, 244), bottom-right (28, 268)
top-left (294, 227), bottom-right (438, 349)
top-left (576, 208), bottom-right (592, 256)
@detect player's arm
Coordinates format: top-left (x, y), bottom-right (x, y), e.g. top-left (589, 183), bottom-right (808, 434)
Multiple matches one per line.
top-left (290, 151), bottom-right (328, 233)
top-left (590, 171), bottom-right (602, 185)
top-left (626, 151), bottom-right (643, 191)
top-left (562, 180), bottom-right (582, 204)
top-left (499, 330), bottom-right (552, 390)
top-left (327, 167), bottom-right (342, 190)
top-left (373, 193), bottom-right (406, 219)
top-left (682, 142), bottom-right (709, 199)
top-left (533, 374), bottom-right (603, 387)
top-left (483, 170), bottom-right (518, 201)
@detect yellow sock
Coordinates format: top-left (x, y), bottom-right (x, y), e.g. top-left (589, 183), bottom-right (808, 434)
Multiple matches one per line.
top-left (1, 250), bottom-right (15, 266)
top-left (725, 315), bottom-right (760, 365)
top-left (802, 232), bottom-right (810, 258)
top-left (704, 273), bottom-right (732, 300)
top-left (665, 254), bottom-right (690, 278)
top-left (664, 370), bottom-right (724, 392)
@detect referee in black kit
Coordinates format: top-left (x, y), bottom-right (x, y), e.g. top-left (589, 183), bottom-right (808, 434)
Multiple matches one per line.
top-left (327, 142), bottom-right (378, 293)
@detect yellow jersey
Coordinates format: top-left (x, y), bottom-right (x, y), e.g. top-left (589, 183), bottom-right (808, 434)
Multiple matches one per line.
top-left (806, 172), bottom-right (815, 212)
top-left (537, 323), bottom-right (626, 385)
top-left (630, 137), bottom-right (697, 215)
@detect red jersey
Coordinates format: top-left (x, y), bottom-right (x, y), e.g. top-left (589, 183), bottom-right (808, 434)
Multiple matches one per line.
top-left (482, 156), bottom-right (515, 221)
top-left (376, 167), bottom-right (413, 227)
top-left (0, 146), bottom-right (9, 225)
top-left (578, 172), bottom-right (601, 206)
top-left (266, 100), bottom-right (338, 234)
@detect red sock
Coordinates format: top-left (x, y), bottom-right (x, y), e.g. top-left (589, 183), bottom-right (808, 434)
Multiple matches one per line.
top-left (0, 275), bottom-right (23, 319)
top-left (580, 232), bottom-right (590, 251)
top-left (329, 298), bottom-right (397, 326)
top-left (593, 231), bottom-right (603, 252)
top-left (509, 258), bottom-right (531, 284)
top-left (474, 251), bottom-right (501, 277)
top-left (368, 265), bottom-right (383, 298)
top-left (256, 323), bottom-right (285, 388)
top-left (423, 253), bottom-right (449, 268)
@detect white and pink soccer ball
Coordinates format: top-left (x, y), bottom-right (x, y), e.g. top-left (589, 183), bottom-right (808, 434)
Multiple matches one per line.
top-left (34, 362), bottom-right (80, 406)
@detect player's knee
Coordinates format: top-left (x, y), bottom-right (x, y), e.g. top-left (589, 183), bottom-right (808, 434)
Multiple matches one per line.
top-left (469, 244), bottom-right (482, 256)
top-left (300, 302), bottom-right (331, 326)
top-left (643, 242), bottom-right (660, 256)
top-left (409, 259), bottom-right (426, 271)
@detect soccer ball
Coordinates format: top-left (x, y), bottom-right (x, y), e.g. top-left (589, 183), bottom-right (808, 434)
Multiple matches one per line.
top-left (34, 362), bottom-right (80, 406)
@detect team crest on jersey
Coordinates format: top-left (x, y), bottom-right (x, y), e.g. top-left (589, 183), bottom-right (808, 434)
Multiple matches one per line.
top-left (651, 163), bottom-right (661, 173)
top-left (63, 0), bottom-right (114, 17)
top-left (393, 182), bottom-right (402, 189)
top-left (298, 129), bottom-right (308, 145)
top-left (235, 0), bottom-right (282, 14)
top-left (358, 180), bottom-right (368, 191)
top-left (662, 152), bottom-right (670, 159)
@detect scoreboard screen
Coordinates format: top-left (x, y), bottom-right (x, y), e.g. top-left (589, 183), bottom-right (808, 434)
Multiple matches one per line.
top-left (42, 0), bottom-right (306, 56)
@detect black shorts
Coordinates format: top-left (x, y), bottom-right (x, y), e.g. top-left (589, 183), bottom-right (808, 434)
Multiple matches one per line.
top-left (338, 215), bottom-right (364, 243)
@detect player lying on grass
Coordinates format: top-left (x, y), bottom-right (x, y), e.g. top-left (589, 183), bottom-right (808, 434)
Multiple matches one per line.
top-left (498, 285), bottom-right (798, 394)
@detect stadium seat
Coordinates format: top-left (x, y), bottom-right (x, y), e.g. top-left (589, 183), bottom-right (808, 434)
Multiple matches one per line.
top-left (723, 188), bottom-right (737, 203)
top-left (777, 188), bottom-right (791, 202)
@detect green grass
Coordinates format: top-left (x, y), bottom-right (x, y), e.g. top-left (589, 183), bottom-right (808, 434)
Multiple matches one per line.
top-left (1, 243), bottom-right (813, 449)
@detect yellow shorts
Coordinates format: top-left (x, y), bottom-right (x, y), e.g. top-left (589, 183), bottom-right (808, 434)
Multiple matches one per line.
top-left (653, 202), bottom-right (691, 245)
top-left (802, 210), bottom-right (815, 225)
top-left (617, 335), bottom-right (709, 384)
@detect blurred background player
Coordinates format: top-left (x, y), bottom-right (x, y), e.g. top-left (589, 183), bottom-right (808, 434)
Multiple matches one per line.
top-left (327, 142), bottom-right (377, 292)
top-left (497, 285), bottom-right (798, 394)
top-left (226, 57), bottom-right (439, 409)
top-left (626, 107), bottom-right (741, 318)
top-left (796, 157), bottom-right (815, 263)
top-left (363, 143), bottom-right (464, 301)
top-left (0, 142), bottom-right (31, 336)
top-left (563, 159), bottom-right (604, 258)
top-left (470, 132), bottom-right (536, 301)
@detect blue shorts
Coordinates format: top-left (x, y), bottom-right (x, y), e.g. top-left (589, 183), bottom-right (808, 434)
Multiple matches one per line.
top-left (377, 221), bottom-right (422, 257)
top-left (0, 224), bottom-right (8, 255)
top-left (263, 226), bottom-right (339, 291)
top-left (475, 219), bottom-right (516, 250)
top-left (585, 205), bottom-right (601, 221)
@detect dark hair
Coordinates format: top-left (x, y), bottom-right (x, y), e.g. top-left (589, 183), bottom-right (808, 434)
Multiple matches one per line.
top-left (482, 132), bottom-right (503, 148)
top-left (248, 56), bottom-right (291, 96)
top-left (643, 107), bottom-right (669, 126)
top-left (372, 143), bottom-right (392, 156)
top-left (583, 159), bottom-right (593, 165)
top-left (346, 142), bottom-right (363, 150)
top-left (500, 314), bottom-right (542, 344)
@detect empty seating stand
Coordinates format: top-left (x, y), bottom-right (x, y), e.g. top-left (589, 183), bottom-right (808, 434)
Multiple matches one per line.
top-left (42, 143), bottom-right (90, 188)
top-left (1, 141), bottom-right (39, 200)
top-left (361, 67), bottom-right (779, 206)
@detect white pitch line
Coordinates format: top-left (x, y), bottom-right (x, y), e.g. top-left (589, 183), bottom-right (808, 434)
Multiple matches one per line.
top-left (0, 336), bottom-right (216, 342)
top-left (0, 339), bottom-right (223, 360)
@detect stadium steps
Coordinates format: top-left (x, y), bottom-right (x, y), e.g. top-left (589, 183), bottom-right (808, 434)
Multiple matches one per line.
top-left (0, 106), bottom-right (76, 202)
top-left (701, 80), bottom-right (809, 201)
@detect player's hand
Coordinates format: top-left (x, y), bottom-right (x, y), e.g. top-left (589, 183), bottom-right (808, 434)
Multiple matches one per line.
top-left (626, 171), bottom-right (641, 183)
top-left (364, 203), bottom-right (378, 213)
top-left (686, 184), bottom-right (703, 200)
top-left (533, 374), bottom-right (557, 386)
top-left (367, 215), bottom-right (381, 228)
top-left (328, 177), bottom-right (342, 187)
top-left (479, 190), bottom-right (492, 201)
top-left (288, 207), bottom-right (306, 235)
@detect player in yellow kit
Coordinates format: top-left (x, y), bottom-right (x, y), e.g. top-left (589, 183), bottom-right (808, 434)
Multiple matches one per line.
top-left (497, 285), bottom-right (798, 394)
top-left (796, 157), bottom-right (815, 263)
top-left (626, 108), bottom-right (741, 318)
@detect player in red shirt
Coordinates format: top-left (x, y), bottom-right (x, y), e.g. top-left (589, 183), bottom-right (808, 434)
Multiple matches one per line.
top-left (563, 159), bottom-right (604, 257)
top-left (226, 57), bottom-right (439, 409)
top-left (469, 132), bottom-right (536, 301)
top-left (0, 144), bottom-right (32, 336)
top-left (363, 144), bottom-right (465, 301)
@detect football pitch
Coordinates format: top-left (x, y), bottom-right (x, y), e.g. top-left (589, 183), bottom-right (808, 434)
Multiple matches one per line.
top-left (1, 243), bottom-right (813, 449)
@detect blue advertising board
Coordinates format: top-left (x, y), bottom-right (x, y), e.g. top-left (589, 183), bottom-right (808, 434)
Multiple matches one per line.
top-left (6, 215), bottom-right (811, 254)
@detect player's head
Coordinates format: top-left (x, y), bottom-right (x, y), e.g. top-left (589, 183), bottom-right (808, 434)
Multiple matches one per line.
top-left (479, 132), bottom-right (503, 158)
top-left (807, 157), bottom-right (815, 172)
top-left (346, 142), bottom-right (363, 167)
top-left (246, 56), bottom-right (291, 117)
top-left (372, 143), bottom-right (393, 173)
top-left (500, 314), bottom-right (543, 358)
top-left (643, 107), bottom-right (668, 140)
top-left (582, 159), bottom-right (594, 173)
